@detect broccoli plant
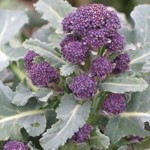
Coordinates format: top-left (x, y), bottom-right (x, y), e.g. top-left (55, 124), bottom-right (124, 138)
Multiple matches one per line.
top-left (1, 0), bottom-right (150, 150)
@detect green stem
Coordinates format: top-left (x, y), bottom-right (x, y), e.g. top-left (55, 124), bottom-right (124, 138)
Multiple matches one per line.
top-left (10, 62), bottom-right (37, 91)
top-left (98, 46), bottom-right (106, 56)
top-left (92, 91), bottom-right (107, 113)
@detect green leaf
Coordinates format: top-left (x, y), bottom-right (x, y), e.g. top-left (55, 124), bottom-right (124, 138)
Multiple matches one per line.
top-left (105, 86), bottom-right (150, 143)
top-left (129, 43), bottom-right (150, 66)
top-left (40, 94), bottom-right (91, 150)
top-left (0, 9), bottom-right (28, 46)
top-left (2, 46), bottom-right (28, 61)
top-left (48, 27), bottom-right (64, 49)
top-left (12, 82), bottom-right (33, 106)
top-left (34, 88), bottom-right (54, 102)
top-left (0, 51), bottom-right (9, 72)
top-left (0, 81), bottom-right (46, 139)
top-left (32, 24), bottom-right (51, 43)
top-left (131, 4), bottom-right (150, 45)
top-left (118, 146), bottom-right (128, 150)
top-left (99, 77), bottom-right (148, 93)
top-left (60, 63), bottom-right (78, 77)
top-left (89, 127), bottom-right (110, 149)
top-left (34, 0), bottom-right (75, 28)
top-left (23, 38), bottom-right (67, 68)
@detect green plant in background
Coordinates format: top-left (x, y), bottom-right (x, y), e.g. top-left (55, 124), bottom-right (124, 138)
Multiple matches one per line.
top-left (1, 0), bottom-right (150, 150)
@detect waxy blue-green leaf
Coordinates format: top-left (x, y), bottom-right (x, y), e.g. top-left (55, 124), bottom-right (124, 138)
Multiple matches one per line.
top-left (89, 127), bottom-right (110, 149)
top-left (40, 94), bottom-right (91, 150)
top-left (105, 86), bottom-right (150, 143)
top-left (34, 0), bottom-right (75, 28)
top-left (12, 82), bottom-right (33, 106)
top-left (129, 43), bottom-right (150, 67)
top-left (23, 38), bottom-right (67, 68)
top-left (99, 77), bottom-right (148, 93)
top-left (0, 9), bottom-right (28, 47)
top-left (131, 5), bottom-right (150, 45)
top-left (60, 63), bottom-right (79, 77)
top-left (0, 81), bottom-right (46, 139)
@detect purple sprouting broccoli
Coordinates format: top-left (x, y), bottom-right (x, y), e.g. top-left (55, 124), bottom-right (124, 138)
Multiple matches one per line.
top-left (114, 53), bottom-right (130, 73)
top-left (90, 57), bottom-right (112, 78)
top-left (71, 124), bottom-right (92, 143)
top-left (61, 41), bottom-right (88, 63)
top-left (101, 93), bottom-right (126, 115)
top-left (24, 51), bottom-right (38, 70)
top-left (106, 32), bottom-right (125, 52)
top-left (69, 74), bottom-right (96, 99)
top-left (3, 140), bottom-right (28, 150)
top-left (62, 4), bottom-right (120, 35)
top-left (28, 62), bottom-right (59, 87)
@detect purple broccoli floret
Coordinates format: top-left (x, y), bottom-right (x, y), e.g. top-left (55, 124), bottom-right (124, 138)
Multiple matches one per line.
top-left (101, 93), bottom-right (126, 115)
top-left (3, 140), bottom-right (28, 150)
top-left (71, 124), bottom-right (92, 143)
top-left (28, 62), bottom-right (59, 87)
top-left (69, 74), bottom-right (96, 99)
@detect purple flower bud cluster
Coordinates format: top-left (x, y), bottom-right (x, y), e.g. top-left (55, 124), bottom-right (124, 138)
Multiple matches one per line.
top-left (28, 62), bottom-right (59, 87)
top-left (24, 50), bottom-right (38, 70)
top-left (90, 57), bottom-right (112, 78)
top-left (69, 74), bottom-right (96, 99)
top-left (101, 93), bottom-right (126, 115)
top-left (114, 53), bottom-right (131, 73)
top-left (61, 41), bottom-right (88, 63)
top-left (126, 135), bottom-right (143, 143)
top-left (3, 140), bottom-right (28, 150)
top-left (61, 4), bottom-right (130, 78)
top-left (71, 124), bottom-right (92, 143)
top-left (24, 51), bottom-right (59, 87)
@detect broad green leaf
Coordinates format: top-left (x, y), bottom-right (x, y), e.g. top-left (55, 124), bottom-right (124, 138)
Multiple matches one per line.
top-left (40, 94), bottom-right (91, 150)
top-left (32, 24), bottom-right (51, 43)
top-left (0, 81), bottom-right (46, 139)
top-left (12, 82), bottom-right (33, 106)
top-left (48, 27), bottom-right (64, 49)
top-left (129, 43), bottom-right (150, 66)
top-left (0, 9), bottom-right (28, 46)
top-left (60, 63), bottom-right (78, 77)
top-left (0, 51), bottom-right (9, 72)
top-left (23, 38), bottom-right (67, 68)
top-left (89, 127), bottom-right (110, 149)
top-left (34, 0), bottom-right (75, 27)
top-left (99, 77), bottom-right (148, 93)
top-left (34, 88), bottom-right (54, 102)
top-left (2, 46), bottom-right (28, 61)
top-left (105, 86), bottom-right (150, 143)
top-left (131, 5), bottom-right (150, 45)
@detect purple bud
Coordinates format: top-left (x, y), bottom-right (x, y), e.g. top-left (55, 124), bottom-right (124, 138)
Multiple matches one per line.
top-left (83, 29), bottom-right (108, 50)
top-left (61, 41), bottom-right (88, 63)
top-left (71, 124), bottom-right (92, 143)
top-left (126, 136), bottom-right (143, 143)
top-left (101, 93), bottom-right (126, 115)
top-left (69, 74), bottom-right (96, 99)
top-left (3, 140), bottom-right (28, 150)
top-left (60, 34), bottom-right (79, 48)
top-left (24, 51), bottom-right (38, 70)
top-left (107, 32), bottom-right (124, 52)
top-left (28, 62), bottom-right (59, 87)
top-left (90, 57), bottom-right (112, 78)
top-left (114, 53), bottom-right (130, 73)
